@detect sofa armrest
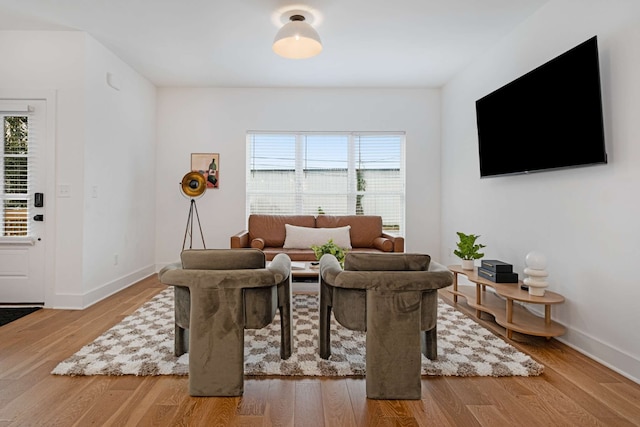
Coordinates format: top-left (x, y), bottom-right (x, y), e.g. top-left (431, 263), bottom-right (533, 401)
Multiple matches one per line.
top-left (250, 238), bottom-right (265, 249)
top-left (372, 237), bottom-right (393, 252)
top-left (382, 233), bottom-right (404, 253)
top-left (231, 230), bottom-right (250, 248)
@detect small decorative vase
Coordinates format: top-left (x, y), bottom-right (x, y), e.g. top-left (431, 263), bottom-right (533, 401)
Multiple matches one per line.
top-left (461, 259), bottom-right (475, 270)
top-left (524, 251), bottom-right (548, 296)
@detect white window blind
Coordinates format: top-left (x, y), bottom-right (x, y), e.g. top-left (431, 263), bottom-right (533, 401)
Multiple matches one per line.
top-left (247, 132), bottom-right (405, 235)
top-left (1, 106), bottom-right (35, 238)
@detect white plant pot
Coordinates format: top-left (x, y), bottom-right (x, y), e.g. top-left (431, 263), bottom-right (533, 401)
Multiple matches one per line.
top-left (461, 259), bottom-right (475, 270)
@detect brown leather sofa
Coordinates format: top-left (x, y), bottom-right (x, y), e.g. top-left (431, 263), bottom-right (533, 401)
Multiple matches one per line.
top-left (231, 214), bottom-right (404, 261)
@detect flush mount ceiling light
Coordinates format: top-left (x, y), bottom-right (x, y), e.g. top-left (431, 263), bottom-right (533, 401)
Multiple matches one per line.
top-left (273, 14), bottom-right (322, 59)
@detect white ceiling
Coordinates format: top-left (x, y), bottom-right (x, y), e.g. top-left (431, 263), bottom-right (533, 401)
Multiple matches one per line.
top-left (0, 0), bottom-right (548, 88)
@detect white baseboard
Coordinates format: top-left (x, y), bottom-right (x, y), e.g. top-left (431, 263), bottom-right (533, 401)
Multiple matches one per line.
top-left (556, 327), bottom-right (640, 385)
top-left (51, 265), bottom-right (156, 309)
top-left (457, 274), bottom-right (640, 384)
top-left (522, 302), bottom-right (640, 385)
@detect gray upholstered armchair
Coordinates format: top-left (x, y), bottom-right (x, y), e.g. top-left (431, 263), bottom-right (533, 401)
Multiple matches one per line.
top-left (319, 252), bottom-right (453, 400)
top-left (158, 249), bottom-right (292, 397)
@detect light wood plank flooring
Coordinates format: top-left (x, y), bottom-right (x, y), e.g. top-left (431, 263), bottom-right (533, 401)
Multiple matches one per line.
top-left (1, 275), bottom-right (639, 426)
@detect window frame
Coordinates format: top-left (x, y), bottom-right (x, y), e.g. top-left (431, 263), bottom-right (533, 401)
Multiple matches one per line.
top-left (246, 131), bottom-right (406, 236)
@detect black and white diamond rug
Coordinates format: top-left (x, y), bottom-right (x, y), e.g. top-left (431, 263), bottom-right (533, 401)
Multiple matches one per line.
top-left (51, 288), bottom-right (543, 377)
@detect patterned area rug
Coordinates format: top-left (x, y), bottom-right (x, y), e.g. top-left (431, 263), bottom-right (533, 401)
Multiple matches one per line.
top-left (51, 288), bottom-right (543, 377)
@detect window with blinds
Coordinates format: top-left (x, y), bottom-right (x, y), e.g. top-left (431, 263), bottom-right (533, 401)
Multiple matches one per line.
top-left (2, 115), bottom-right (30, 237)
top-left (247, 132), bottom-right (405, 235)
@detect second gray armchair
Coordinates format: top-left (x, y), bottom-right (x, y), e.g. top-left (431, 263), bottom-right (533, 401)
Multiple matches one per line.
top-left (319, 252), bottom-right (453, 400)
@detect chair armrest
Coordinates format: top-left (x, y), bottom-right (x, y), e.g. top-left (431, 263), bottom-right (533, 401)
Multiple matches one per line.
top-left (382, 233), bottom-right (404, 252)
top-left (231, 230), bottom-right (250, 248)
top-left (158, 261), bottom-right (181, 279)
top-left (428, 260), bottom-right (450, 274)
top-left (267, 253), bottom-right (292, 283)
top-left (319, 254), bottom-right (343, 284)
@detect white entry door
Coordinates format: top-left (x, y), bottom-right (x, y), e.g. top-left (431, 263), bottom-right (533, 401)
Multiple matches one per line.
top-left (0, 99), bottom-right (46, 303)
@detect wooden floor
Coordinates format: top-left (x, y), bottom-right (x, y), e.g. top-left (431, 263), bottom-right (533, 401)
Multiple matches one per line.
top-left (1, 276), bottom-right (639, 427)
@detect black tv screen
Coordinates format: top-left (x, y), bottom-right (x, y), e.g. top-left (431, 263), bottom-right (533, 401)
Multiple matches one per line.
top-left (475, 36), bottom-right (607, 178)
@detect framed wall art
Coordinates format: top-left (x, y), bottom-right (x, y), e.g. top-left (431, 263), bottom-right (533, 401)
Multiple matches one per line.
top-left (191, 153), bottom-right (219, 189)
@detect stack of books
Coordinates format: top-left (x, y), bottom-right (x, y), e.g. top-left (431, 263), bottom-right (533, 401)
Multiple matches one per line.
top-left (478, 260), bottom-right (518, 283)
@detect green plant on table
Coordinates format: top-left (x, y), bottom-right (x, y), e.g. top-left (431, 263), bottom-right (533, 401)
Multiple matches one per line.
top-left (453, 232), bottom-right (486, 260)
top-left (311, 239), bottom-right (347, 267)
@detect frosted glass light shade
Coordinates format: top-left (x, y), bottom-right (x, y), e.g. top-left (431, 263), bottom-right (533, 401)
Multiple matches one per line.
top-left (525, 251), bottom-right (547, 270)
top-left (525, 251), bottom-right (549, 296)
top-left (273, 17), bottom-right (322, 59)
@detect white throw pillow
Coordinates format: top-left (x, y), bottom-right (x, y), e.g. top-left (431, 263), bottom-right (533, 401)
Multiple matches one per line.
top-left (283, 224), bottom-right (352, 249)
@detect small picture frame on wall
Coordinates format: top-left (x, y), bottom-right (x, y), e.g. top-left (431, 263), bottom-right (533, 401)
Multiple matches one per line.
top-left (191, 153), bottom-right (219, 189)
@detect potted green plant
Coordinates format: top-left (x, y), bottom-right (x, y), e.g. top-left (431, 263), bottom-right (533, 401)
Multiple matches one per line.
top-left (311, 239), bottom-right (347, 267)
top-left (453, 232), bottom-right (486, 270)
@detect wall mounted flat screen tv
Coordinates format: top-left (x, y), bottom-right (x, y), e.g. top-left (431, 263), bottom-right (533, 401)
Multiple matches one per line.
top-left (475, 36), bottom-right (607, 178)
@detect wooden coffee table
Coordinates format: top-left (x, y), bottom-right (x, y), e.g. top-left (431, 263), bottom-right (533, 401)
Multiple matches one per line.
top-left (268, 261), bottom-right (320, 293)
top-left (291, 262), bottom-right (320, 293)
top-left (290, 261), bottom-right (320, 278)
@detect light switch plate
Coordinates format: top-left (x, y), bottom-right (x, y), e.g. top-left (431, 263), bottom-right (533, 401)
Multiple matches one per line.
top-left (57, 184), bottom-right (71, 198)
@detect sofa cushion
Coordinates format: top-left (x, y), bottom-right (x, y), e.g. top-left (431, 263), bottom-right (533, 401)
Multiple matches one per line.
top-left (262, 247), bottom-right (318, 261)
top-left (315, 215), bottom-right (383, 248)
top-left (283, 224), bottom-right (352, 250)
top-left (248, 215), bottom-right (315, 247)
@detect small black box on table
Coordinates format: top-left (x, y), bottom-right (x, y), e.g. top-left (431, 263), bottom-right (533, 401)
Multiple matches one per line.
top-left (480, 259), bottom-right (513, 273)
top-left (478, 267), bottom-right (519, 283)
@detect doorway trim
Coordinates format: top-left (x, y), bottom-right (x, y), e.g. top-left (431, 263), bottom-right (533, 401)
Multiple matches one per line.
top-left (0, 89), bottom-right (56, 307)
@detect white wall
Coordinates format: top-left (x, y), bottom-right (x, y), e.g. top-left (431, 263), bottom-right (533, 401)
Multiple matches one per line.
top-left (155, 88), bottom-right (442, 266)
top-left (0, 31), bottom-right (156, 308)
top-left (441, 0), bottom-right (640, 382)
top-left (0, 31), bottom-right (86, 307)
top-left (82, 36), bottom-right (157, 306)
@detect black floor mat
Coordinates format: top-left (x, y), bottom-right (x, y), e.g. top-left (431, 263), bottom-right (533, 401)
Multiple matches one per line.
top-left (0, 307), bottom-right (42, 327)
